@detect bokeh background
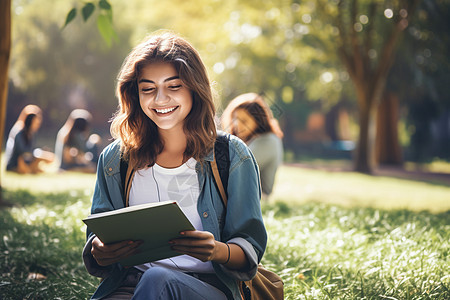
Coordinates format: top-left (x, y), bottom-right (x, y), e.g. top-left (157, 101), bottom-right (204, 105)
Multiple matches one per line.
top-left (1, 1), bottom-right (449, 299)
top-left (4, 0), bottom-right (449, 175)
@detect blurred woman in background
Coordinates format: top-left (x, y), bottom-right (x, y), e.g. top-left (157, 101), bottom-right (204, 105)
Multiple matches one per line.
top-left (5, 104), bottom-right (54, 174)
top-left (55, 109), bottom-right (101, 173)
top-left (221, 93), bottom-right (283, 198)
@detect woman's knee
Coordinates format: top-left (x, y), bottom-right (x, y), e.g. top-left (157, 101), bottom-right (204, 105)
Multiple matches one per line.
top-left (135, 267), bottom-right (179, 295)
top-left (140, 267), bottom-right (176, 283)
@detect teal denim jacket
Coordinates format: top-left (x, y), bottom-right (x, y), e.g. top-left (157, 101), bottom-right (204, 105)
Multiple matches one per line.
top-left (82, 134), bottom-right (267, 299)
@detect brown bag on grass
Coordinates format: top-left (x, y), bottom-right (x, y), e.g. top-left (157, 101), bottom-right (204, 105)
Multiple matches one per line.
top-left (239, 265), bottom-right (284, 300)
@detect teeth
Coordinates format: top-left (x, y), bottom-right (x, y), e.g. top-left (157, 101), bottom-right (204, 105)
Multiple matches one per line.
top-left (155, 107), bottom-right (176, 114)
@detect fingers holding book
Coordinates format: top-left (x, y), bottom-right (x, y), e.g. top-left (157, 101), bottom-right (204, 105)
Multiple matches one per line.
top-left (169, 230), bottom-right (226, 264)
top-left (91, 236), bottom-right (143, 267)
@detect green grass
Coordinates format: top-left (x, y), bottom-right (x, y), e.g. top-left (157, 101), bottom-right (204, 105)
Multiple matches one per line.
top-left (263, 202), bottom-right (449, 299)
top-left (0, 189), bottom-right (97, 299)
top-left (272, 165), bottom-right (450, 213)
top-left (0, 167), bottom-right (449, 299)
top-left (1, 170), bottom-right (97, 194)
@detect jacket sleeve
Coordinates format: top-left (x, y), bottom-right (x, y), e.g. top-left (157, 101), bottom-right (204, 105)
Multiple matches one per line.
top-left (219, 136), bottom-right (267, 280)
top-left (82, 142), bottom-right (123, 278)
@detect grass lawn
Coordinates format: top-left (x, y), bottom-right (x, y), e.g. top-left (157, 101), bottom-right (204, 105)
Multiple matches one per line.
top-left (1, 166), bottom-right (449, 299)
top-left (272, 165), bottom-right (450, 213)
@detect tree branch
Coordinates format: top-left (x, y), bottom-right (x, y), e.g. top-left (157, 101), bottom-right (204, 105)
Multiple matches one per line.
top-left (336, 1), bottom-right (356, 81)
top-left (363, 2), bottom-right (376, 74)
top-left (350, 0), bottom-right (365, 80)
top-left (372, 0), bottom-right (421, 103)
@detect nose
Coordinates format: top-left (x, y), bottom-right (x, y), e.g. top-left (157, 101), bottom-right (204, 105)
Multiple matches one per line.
top-left (155, 88), bottom-right (170, 104)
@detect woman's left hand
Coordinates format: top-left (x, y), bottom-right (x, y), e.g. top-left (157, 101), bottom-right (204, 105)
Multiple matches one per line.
top-left (169, 230), bottom-right (227, 263)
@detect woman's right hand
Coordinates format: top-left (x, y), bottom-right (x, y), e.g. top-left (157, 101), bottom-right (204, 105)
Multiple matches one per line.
top-left (91, 236), bottom-right (142, 266)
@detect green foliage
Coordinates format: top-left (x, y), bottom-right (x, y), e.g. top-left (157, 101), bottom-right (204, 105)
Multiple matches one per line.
top-left (81, 3), bottom-right (95, 22)
top-left (62, 0), bottom-right (116, 46)
top-left (63, 8), bottom-right (76, 28)
top-left (96, 11), bottom-right (118, 47)
top-left (98, 0), bottom-right (111, 10)
top-left (10, 0), bottom-right (131, 131)
top-left (8, 0), bottom-right (450, 162)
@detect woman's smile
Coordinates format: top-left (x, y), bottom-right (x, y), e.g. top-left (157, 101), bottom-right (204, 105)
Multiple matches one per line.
top-left (154, 106), bottom-right (179, 115)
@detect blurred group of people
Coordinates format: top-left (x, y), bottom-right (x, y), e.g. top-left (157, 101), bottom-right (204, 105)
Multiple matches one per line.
top-left (5, 95), bottom-right (283, 197)
top-left (5, 92), bottom-right (283, 195)
top-left (4, 105), bottom-right (101, 174)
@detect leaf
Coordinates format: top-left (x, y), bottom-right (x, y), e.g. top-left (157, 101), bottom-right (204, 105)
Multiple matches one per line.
top-left (96, 14), bottom-right (117, 47)
top-left (98, 0), bottom-right (112, 10)
top-left (105, 7), bottom-right (113, 22)
top-left (82, 3), bottom-right (95, 22)
top-left (63, 8), bottom-right (77, 28)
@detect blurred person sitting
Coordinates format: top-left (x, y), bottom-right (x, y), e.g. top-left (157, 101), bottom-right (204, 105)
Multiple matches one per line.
top-left (221, 93), bottom-right (283, 198)
top-left (55, 109), bottom-right (101, 173)
top-left (5, 104), bottom-right (55, 174)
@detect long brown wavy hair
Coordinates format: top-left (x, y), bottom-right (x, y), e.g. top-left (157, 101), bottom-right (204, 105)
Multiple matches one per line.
top-left (220, 93), bottom-right (283, 143)
top-left (110, 31), bottom-right (217, 170)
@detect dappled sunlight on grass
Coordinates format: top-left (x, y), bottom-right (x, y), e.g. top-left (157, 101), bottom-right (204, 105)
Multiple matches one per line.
top-left (10, 199), bottom-right (89, 234)
top-left (3, 170), bottom-right (96, 194)
top-left (404, 159), bottom-right (450, 174)
top-left (1, 169), bottom-right (449, 299)
top-left (261, 202), bottom-right (449, 299)
top-left (272, 165), bottom-right (450, 213)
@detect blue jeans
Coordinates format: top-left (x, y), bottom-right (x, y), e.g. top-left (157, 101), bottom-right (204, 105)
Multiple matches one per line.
top-left (131, 267), bottom-right (228, 300)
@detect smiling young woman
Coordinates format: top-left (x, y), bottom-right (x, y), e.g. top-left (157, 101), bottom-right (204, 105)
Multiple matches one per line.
top-left (137, 62), bottom-right (194, 168)
top-left (82, 31), bottom-right (267, 300)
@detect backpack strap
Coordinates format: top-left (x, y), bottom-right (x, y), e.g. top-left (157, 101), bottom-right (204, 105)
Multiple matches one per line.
top-left (210, 133), bottom-right (230, 207)
top-left (211, 155), bottom-right (227, 206)
top-left (119, 154), bottom-right (135, 207)
top-left (119, 155), bottom-right (128, 201)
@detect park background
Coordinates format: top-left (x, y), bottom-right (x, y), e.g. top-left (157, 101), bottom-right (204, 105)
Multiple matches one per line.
top-left (0, 0), bottom-right (449, 299)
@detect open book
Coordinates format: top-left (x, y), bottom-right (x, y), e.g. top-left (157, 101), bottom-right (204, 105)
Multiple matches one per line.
top-left (83, 201), bottom-right (195, 267)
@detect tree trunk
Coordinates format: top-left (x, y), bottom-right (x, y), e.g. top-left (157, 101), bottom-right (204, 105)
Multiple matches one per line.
top-left (354, 98), bottom-right (376, 173)
top-left (375, 92), bottom-right (403, 165)
top-left (0, 0), bottom-right (12, 205)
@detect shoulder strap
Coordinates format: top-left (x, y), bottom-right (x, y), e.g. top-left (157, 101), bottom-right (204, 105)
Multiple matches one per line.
top-left (210, 133), bottom-right (230, 207)
top-left (120, 154), bottom-right (135, 207)
top-left (211, 155), bottom-right (227, 206)
top-left (119, 155), bottom-right (128, 199)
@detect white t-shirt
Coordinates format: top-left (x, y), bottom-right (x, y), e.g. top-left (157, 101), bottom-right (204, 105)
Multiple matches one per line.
top-left (129, 157), bottom-right (214, 273)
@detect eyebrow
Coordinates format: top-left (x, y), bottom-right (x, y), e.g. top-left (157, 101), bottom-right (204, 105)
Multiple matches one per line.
top-left (138, 76), bottom-right (180, 84)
